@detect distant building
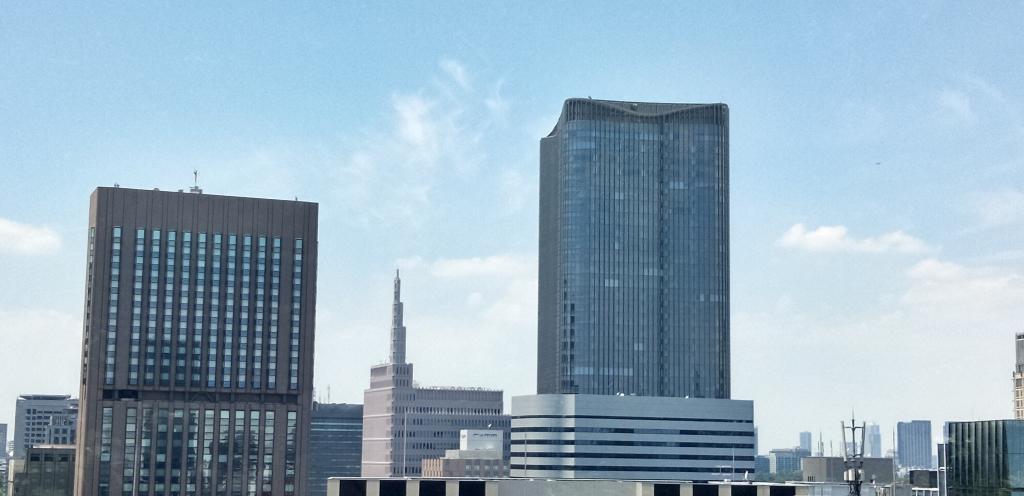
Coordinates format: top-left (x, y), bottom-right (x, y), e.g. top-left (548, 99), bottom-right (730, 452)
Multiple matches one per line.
top-left (769, 448), bottom-right (810, 475)
top-left (945, 420), bottom-right (1023, 496)
top-left (12, 395), bottom-right (77, 459)
top-left (1015, 333), bottom-right (1024, 419)
top-left (361, 272), bottom-right (509, 477)
top-left (864, 422), bottom-right (882, 458)
top-left (8, 445), bottom-right (75, 496)
top-left (897, 421), bottom-right (933, 469)
top-left (537, 98), bottom-right (731, 399)
top-left (801, 456), bottom-right (894, 484)
top-left (754, 455), bottom-right (770, 475)
top-left (799, 432), bottom-right (812, 452)
top-left (309, 403), bottom-right (363, 496)
top-left (422, 430), bottom-right (507, 478)
top-left (512, 394), bottom-right (755, 481)
top-left (0, 423), bottom-right (7, 477)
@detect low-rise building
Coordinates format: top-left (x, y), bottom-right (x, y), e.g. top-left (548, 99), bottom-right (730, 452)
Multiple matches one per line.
top-left (511, 394), bottom-right (755, 481)
top-left (8, 445), bottom-right (75, 496)
top-left (801, 456), bottom-right (894, 484)
top-left (422, 429), bottom-right (507, 478)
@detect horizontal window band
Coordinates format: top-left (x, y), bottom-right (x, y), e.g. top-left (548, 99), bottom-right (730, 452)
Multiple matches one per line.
top-left (512, 452), bottom-right (754, 461)
top-left (514, 415), bottom-right (751, 424)
top-left (512, 427), bottom-right (753, 436)
top-left (511, 464), bottom-right (748, 474)
top-left (512, 439), bottom-right (754, 449)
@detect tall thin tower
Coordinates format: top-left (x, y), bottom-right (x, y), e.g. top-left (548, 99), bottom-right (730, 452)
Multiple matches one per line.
top-left (390, 271), bottom-right (407, 364)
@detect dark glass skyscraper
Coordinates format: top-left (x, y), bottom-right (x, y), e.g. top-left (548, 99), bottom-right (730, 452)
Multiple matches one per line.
top-left (945, 420), bottom-right (1024, 496)
top-left (74, 187), bottom-right (318, 496)
top-left (537, 98), bottom-right (730, 399)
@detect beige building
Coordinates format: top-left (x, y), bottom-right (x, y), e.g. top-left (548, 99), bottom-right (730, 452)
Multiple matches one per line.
top-left (361, 273), bottom-right (509, 477)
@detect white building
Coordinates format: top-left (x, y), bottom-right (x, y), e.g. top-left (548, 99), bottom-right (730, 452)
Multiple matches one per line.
top-left (511, 394), bottom-right (755, 481)
top-left (12, 395), bottom-right (77, 459)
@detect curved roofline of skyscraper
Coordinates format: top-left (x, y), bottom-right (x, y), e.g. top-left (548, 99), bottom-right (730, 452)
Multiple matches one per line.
top-left (546, 98), bottom-right (728, 137)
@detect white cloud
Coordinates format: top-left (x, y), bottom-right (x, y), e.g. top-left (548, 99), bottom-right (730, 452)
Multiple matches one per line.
top-left (937, 89), bottom-right (977, 125)
top-left (0, 217), bottom-right (61, 255)
top-left (777, 223), bottom-right (930, 254)
top-left (439, 58), bottom-right (471, 90)
top-left (965, 188), bottom-right (1024, 228)
top-left (430, 254), bottom-right (533, 279)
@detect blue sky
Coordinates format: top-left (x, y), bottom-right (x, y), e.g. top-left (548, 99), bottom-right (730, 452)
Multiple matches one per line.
top-left (1, 1), bottom-right (1022, 454)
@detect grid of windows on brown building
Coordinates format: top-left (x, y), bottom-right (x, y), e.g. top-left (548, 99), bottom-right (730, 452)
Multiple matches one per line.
top-left (74, 187), bottom-right (317, 496)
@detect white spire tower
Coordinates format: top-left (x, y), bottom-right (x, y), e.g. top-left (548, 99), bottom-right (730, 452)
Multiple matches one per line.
top-left (389, 269), bottom-right (407, 364)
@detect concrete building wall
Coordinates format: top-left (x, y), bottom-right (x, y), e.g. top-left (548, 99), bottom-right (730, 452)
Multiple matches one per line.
top-left (9, 445), bottom-right (75, 496)
top-left (12, 396), bottom-right (77, 459)
top-left (801, 457), bottom-right (894, 484)
top-left (1015, 333), bottom-right (1023, 420)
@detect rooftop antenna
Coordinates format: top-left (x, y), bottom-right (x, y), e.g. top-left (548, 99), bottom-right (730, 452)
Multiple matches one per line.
top-left (190, 169), bottom-right (203, 194)
top-left (841, 411), bottom-right (867, 496)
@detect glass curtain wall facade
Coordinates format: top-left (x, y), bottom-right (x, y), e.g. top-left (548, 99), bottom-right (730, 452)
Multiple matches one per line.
top-left (74, 187), bottom-right (317, 496)
top-left (308, 403), bottom-right (363, 496)
top-left (945, 420), bottom-right (1024, 496)
top-left (537, 98), bottom-right (730, 399)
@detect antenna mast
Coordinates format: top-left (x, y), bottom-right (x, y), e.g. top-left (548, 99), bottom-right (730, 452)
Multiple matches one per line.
top-left (190, 169), bottom-right (203, 194)
top-left (841, 413), bottom-right (866, 496)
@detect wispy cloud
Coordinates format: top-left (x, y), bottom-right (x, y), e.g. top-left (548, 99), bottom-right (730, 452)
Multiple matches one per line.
top-left (937, 88), bottom-right (977, 125)
top-left (439, 58), bottom-right (471, 90)
top-left (777, 223), bottom-right (930, 254)
top-left (965, 187), bottom-right (1024, 228)
top-left (333, 58), bottom-right (506, 226)
top-left (902, 257), bottom-right (1024, 324)
top-left (0, 217), bottom-right (61, 255)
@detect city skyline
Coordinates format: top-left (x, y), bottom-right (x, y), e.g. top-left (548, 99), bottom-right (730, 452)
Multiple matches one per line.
top-left (1, 2), bottom-right (1023, 453)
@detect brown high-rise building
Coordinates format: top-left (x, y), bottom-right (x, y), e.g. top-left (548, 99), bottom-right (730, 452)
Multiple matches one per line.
top-left (74, 186), bottom-right (318, 496)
